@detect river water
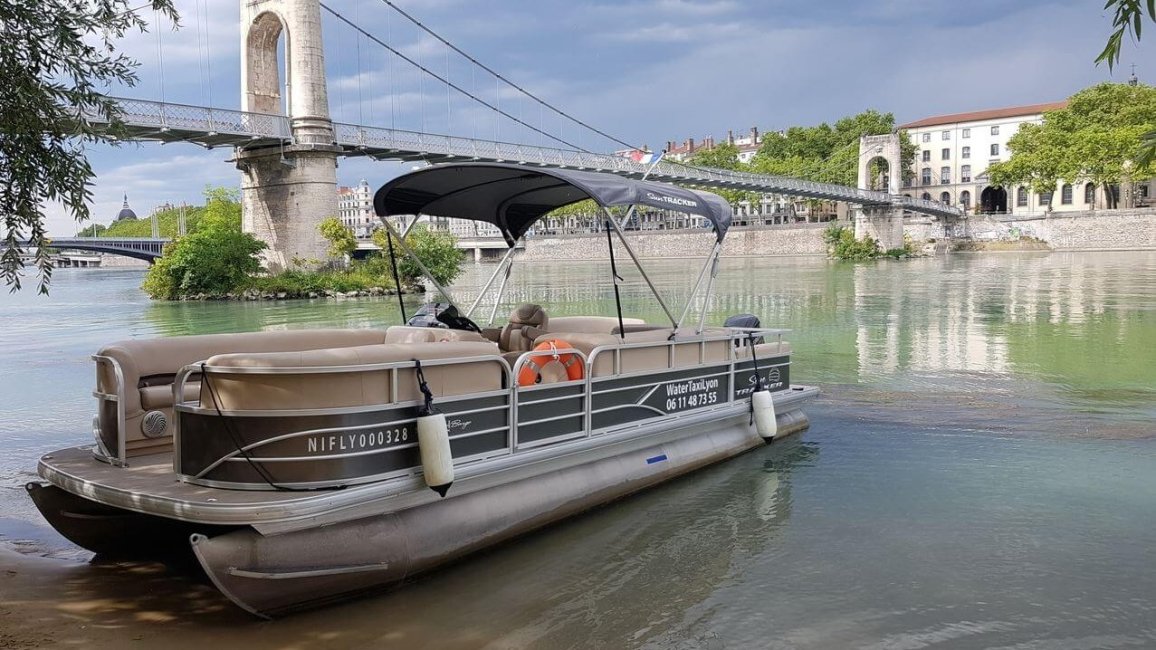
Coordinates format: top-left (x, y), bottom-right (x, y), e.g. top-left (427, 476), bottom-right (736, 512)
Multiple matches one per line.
top-left (1, 251), bottom-right (1155, 648)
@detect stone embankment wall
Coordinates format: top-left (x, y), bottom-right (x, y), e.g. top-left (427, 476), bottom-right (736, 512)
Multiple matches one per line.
top-left (518, 224), bottom-right (828, 261)
top-left (999, 209), bottom-right (1156, 250)
top-left (904, 209), bottom-right (1156, 251)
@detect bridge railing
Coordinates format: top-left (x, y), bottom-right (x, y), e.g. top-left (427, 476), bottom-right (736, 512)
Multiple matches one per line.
top-left (108, 98), bottom-right (290, 140)
top-left (101, 98), bottom-right (961, 218)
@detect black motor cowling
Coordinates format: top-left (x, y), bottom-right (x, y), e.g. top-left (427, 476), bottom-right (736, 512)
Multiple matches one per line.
top-left (724, 313), bottom-right (763, 344)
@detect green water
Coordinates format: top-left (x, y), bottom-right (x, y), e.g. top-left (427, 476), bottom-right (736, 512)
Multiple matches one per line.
top-left (1, 251), bottom-right (1154, 647)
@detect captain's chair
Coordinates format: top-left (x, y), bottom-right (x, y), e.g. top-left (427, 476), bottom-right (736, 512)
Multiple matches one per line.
top-left (499, 304), bottom-right (549, 353)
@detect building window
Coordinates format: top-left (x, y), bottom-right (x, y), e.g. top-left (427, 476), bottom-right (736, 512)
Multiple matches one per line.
top-left (962, 146), bottom-right (970, 159)
top-left (942, 130), bottom-right (950, 140)
top-left (940, 191), bottom-right (951, 204)
top-left (940, 166), bottom-right (951, 184)
top-left (1061, 184), bottom-right (1073, 204)
top-left (1017, 187), bottom-right (1028, 207)
top-left (922, 167), bottom-right (931, 185)
top-left (1040, 191), bottom-right (1053, 206)
top-left (922, 192), bottom-right (932, 201)
top-left (1084, 183), bottom-right (1095, 204)
top-left (991, 126), bottom-right (1000, 135)
top-left (922, 133), bottom-right (931, 143)
top-left (990, 143), bottom-right (1000, 156)
top-left (922, 150), bottom-right (931, 162)
top-left (962, 128), bottom-right (971, 139)
top-left (941, 148), bottom-right (950, 160)
top-left (961, 165), bottom-right (971, 183)
top-left (960, 190), bottom-right (971, 208)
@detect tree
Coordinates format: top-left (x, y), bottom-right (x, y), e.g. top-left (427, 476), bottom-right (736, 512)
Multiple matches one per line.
top-left (1096, 0), bottom-right (1155, 71)
top-left (142, 189), bottom-right (265, 299)
top-left (987, 83), bottom-right (1156, 205)
top-left (372, 224), bottom-right (464, 287)
top-left (687, 143), bottom-right (761, 207)
top-left (319, 216), bottom-right (358, 262)
top-left (1097, 0), bottom-right (1156, 165)
top-left (1, 0), bottom-right (178, 293)
top-left (750, 110), bottom-right (916, 186)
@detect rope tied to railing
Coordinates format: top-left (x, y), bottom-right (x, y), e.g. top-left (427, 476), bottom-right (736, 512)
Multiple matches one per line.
top-left (413, 358), bottom-right (438, 416)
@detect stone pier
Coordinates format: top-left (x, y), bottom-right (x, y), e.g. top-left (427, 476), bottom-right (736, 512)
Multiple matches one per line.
top-left (238, 0), bottom-right (337, 270)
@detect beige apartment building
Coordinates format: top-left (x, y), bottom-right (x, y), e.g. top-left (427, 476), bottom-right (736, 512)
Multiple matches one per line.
top-left (898, 103), bottom-right (1153, 214)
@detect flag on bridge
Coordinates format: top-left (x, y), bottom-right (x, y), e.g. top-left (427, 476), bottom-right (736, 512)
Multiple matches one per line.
top-left (629, 150), bottom-right (663, 165)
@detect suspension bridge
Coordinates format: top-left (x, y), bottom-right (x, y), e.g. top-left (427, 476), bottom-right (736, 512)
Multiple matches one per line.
top-left (87, 0), bottom-right (959, 265)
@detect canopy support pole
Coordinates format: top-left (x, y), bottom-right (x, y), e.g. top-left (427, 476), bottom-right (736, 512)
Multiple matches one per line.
top-left (606, 215), bottom-right (678, 329)
top-left (604, 216), bottom-right (627, 340)
top-left (676, 241), bottom-right (721, 329)
top-left (384, 226), bottom-right (407, 323)
top-left (380, 218), bottom-right (461, 309)
top-left (486, 256), bottom-right (515, 326)
top-left (466, 245), bottom-right (518, 318)
top-left (696, 251), bottom-right (722, 335)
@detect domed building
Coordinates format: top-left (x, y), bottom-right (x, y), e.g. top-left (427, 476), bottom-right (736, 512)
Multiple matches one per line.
top-left (115, 194), bottom-right (137, 221)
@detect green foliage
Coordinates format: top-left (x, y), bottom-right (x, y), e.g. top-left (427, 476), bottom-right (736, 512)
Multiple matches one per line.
top-left (319, 216), bottom-right (358, 260)
top-left (242, 264), bottom-right (396, 296)
top-left (751, 110), bottom-right (914, 185)
top-left (142, 191), bottom-right (265, 299)
top-left (76, 222), bottom-right (108, 237)
top-left (1, 0), bottom-right (179, 293)
top-left (687, 143), bottom-right (762, 206)
top-left (101, 186), bottom-right (238, 237)
top-left (1096, 0), bottom-right (1155, 71)
top-left (823, 225), bottom-right (881, 261)
top-left (987, 83), bottom-right (1156, 193)
top-left (1095, 3), bottom-right (1156, 169)
top-left (371, 224), bottom-right (464, 286)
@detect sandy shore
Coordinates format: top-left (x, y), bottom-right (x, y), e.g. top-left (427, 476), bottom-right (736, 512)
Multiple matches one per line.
top-left (0, 543), bottom-right (561, 650)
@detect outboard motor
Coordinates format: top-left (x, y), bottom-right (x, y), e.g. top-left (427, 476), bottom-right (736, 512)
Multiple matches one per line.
top-left (406, 302), bottom-right (453, 328)
top-left (724, 313), bottom-right (763, 345)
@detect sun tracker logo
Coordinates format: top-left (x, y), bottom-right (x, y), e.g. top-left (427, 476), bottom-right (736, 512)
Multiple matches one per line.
top-left (645, 192), bottom-right (698, 209)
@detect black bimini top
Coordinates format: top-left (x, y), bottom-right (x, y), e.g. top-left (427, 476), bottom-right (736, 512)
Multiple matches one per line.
top-left (373, 163), bottom-right (732, 246)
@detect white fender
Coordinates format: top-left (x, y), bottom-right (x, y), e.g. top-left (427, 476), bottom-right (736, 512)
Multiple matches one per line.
top-left (417, 412), bottom-right (454, 497)
top-left (752, 389), bottom-right (778, 440)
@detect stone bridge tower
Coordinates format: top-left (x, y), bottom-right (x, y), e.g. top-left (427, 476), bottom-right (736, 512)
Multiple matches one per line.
top-left (237, 0), bottom-right (339, 270)
top-left (855, 133), bottom-right (905, 251)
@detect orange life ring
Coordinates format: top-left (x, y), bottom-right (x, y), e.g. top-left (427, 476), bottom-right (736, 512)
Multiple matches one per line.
top-left (517, 339), bottom-right (584, 386)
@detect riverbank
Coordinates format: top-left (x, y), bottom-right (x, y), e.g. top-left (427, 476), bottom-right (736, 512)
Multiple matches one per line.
top-left (519, 209), bottom-right (1156, 260)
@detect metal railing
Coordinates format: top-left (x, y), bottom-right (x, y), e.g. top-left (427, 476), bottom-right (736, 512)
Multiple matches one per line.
top-left (98, 97), bottom-right (963, 219)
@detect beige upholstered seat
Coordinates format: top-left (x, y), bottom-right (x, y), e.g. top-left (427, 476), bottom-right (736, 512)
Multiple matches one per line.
top-left (499, 304), bottom-right (548, 353)
top-left (200, 341), bottom-right (502, 411)
top-left (96, 329), bottom-right (391, 455)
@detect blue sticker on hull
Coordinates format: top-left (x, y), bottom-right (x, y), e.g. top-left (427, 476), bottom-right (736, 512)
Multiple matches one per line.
top-left (646, 454), bottom-right (668, 465)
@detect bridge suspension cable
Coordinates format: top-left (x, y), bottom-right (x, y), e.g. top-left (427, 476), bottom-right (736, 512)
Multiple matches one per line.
top-left (372, 0), bottom-right (639, 153)
top-left (319, 2), bottom-right (585, 151)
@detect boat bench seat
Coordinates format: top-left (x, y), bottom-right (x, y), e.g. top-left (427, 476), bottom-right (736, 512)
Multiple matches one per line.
top-left (96, 329), bottom-right (390, 456)
top-left (200, 341), bottom-right (502, 411)
top-left (544, 316), bottom-right (645, 335)
top-left (384, 326), bottom-right (489, 344)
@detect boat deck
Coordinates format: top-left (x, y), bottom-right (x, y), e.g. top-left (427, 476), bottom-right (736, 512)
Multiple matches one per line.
top-left (38, 385), bottom-right (819, 532)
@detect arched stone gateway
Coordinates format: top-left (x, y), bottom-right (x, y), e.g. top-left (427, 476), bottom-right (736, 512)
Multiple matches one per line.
top-left (237, 0), bottom-right (339, 271)
top-left (854, 134), bottom-right (905, 251)
top-left (980, 186), bottom-right (1007, 213)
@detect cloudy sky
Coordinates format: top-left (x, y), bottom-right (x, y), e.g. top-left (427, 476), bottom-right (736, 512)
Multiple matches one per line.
top-left (51, 0), bottom-right (1148, 235)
